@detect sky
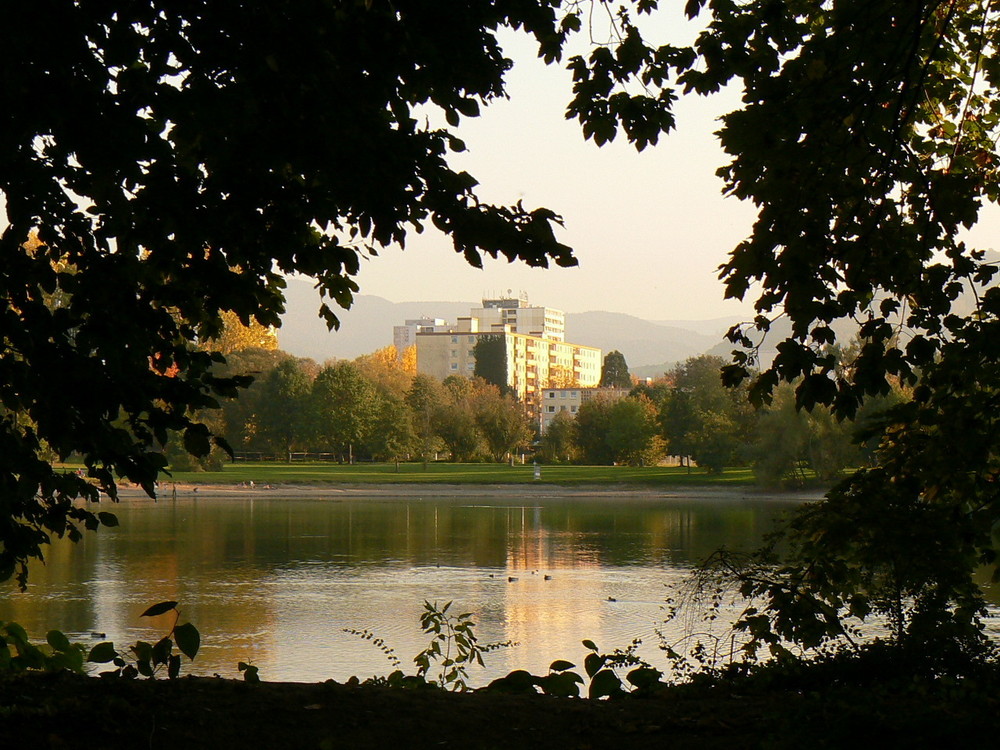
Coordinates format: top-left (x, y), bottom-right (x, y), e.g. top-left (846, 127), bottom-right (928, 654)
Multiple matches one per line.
top-left (344, 21), bottom-right (760, 323)
top-left (8, 10), bottom-right (998, 325)
top-left (340, 16), bottom-right (1000, 324)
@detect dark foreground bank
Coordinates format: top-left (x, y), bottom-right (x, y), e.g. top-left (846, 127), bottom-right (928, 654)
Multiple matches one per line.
top-left (3, 665), bottom-right (999, 750)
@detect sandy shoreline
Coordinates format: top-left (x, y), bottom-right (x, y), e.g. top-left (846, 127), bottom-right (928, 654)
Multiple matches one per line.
top-left (112, 481), bottom-right (825, 503)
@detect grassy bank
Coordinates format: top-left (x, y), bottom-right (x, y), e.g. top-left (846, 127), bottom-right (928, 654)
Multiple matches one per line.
top-left (161, 461), bottom-right (764, 487)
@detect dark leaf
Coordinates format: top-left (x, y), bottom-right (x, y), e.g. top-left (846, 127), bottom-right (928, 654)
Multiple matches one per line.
top-left (141, 601), bottom-right (178, 618)
top-left (173, 622), bottom-right (200, 660)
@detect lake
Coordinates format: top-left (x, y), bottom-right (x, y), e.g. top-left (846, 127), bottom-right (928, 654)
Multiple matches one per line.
top-left (1, 489), bottom-right (950, 684)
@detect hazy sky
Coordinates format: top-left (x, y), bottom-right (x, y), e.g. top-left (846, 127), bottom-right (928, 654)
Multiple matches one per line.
top-left (344, 19), bottom-right (1000, 324)
top-left (347, 24), bottom-right (759, 323)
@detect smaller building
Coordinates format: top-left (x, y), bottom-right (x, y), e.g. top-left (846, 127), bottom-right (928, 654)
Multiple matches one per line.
top-left (393, 318), bottom-right (447, 355)
top-left (538, 386), bottom-right (630, 434)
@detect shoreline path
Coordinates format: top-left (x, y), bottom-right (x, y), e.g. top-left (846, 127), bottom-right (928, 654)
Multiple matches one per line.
top-left (114, 482), bottom-right (825, 503)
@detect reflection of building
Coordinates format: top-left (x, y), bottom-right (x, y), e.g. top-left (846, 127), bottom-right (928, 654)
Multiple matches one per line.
top-left (500, 505), bottom-right (605, 674)
top-left (538, 386), bottom-right (629, 433)
top-left (412, 296), bottom-right (601, 401)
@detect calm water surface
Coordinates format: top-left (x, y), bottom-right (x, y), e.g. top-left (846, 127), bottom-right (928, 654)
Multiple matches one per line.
top-left (9, 491), bottom-right (986, 685)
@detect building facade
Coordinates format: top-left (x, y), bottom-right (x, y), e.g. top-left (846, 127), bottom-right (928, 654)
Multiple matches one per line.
top-left (392, 317), bottom-right (447, 354)
top-left (470, 294), bottom-right (565, 342)
top-left (411, 296), bottom-right (601, 402)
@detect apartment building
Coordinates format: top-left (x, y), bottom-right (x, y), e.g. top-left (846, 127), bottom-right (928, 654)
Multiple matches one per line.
top-left (471, 294), bottom-right (565, 342)
top-left (392, 317), bottom-right (448, 353)
top-left (412, 296), bottom-right (601, 402)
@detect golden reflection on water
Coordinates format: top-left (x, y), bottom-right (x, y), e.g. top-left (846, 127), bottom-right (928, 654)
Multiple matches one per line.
top-left (2, 494), bottom-right (803, 684)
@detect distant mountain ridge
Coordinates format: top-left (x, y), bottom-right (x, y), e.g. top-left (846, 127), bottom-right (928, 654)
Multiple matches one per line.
top-left (277, 277), bottom-right (740, 370)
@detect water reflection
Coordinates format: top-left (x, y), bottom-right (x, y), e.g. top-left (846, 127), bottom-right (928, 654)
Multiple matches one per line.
top-left (3, 494), bottom-right (803, 683)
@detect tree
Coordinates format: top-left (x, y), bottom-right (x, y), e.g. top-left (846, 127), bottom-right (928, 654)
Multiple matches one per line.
top-left (599, 351), bottom-right (632, 389)
top-left (659, 356), bottom-right (753, 473)
top-left (432, 375), bottom-right (485, 462)
top-left (548, 365), bottom-right (578, 389)
top-left (574, 398), bottom-right (616, 465)
top-left (748, 383), bottom-right (811, 487)
top-left (354, 346), bottom-right (415, 401)
top-left (202, 312), bottom-right (278, 356)
top-left (538, 411), bottom-right (578, 464)
top-left (472, 335), bottom-right (509, 394)
top-left (606, 397), bottom-right (658, 466)
top-left (562, 0), bottom-right (1000, 653)
top-left (475, 391), bottom-right (533, 464)
top-left (215, 348), bottom-right (302, 452)
top-left (435, 403), bottom-right (484, 463)
top-left (367, 395), bottom-right (418, 471)
top-left (405, 375), bottom-right (446, 469)
top-left (399, 345), bottom-right (418, 376)
top-left (310, 362), bottom-right (379, 463)
top-left (255, 359), bottom-right (313, 461)
top-left (1, 3), bottom-right (589, 587)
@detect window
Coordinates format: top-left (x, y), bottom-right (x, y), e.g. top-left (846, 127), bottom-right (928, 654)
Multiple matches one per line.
top-left (451, 350), bottom-right (457, 357)
top-left (466, 362), bottom-right (474, 370)
top-left (468, 336), bottom-right (475, 343)
top-left (450, 363), bottom-right (458, 371)
top-left (570, 405), bottom-right (577, 413)
top-left (547, 392), bottom-right (555, 399)
top-left (560, 405), bottom-right (566, 411)
top-left (547, 405), bottom-right (555, 413)
top-left (451, 336), bottom-right (458, 343)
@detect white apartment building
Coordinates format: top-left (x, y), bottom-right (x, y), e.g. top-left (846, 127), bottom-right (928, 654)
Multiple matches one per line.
top-left (539, 387), bottom-right (630, 434)
top-left (470, 294), bottom-right (565, 342)
top-left (392, 317), bottom-right (447, 354)
top-left (411, 296), bottom-right (601, 402)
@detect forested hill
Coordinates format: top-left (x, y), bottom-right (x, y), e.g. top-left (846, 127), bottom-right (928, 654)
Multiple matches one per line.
top-left (278, 277), bottom-right (735, 369)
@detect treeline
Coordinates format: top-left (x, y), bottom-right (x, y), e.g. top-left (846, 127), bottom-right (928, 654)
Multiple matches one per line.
top-left (177, 344), bottom-right (904, 487)
top-left (172, 345), bottom-right (533, 470)
top-left (539, 354), bottom-right (905, 485)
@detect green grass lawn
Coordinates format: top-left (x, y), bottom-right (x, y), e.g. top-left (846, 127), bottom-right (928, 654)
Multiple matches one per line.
top-left (159, 461), bottom-right (762, 486)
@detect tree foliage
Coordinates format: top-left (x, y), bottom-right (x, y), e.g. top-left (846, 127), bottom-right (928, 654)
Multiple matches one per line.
top-left (599, 350), bottom-right (632, 389)
top-left (202, 312), bottom-right (278, 356)
top-left (606, 397), bottom-right (658, 466)
top-left (574, 398), bottom-right (616, 466)
top-left (472, 335), bottom-right (509, 394)
top-left (310, 362), bottom-right (379, 462)
top-left (406, 375), bottom-right (446, 466)
top-left (538, 411), bottom-right (578, 464)
top-left (435, 377), bottom-right (481, 460)
top-left (368, 394), bottom-right (418, 469)
top-left (255, 359), bottom-right (313, 460)
top-left (659, 356), bottom-right (752, 473)
top-left (1, 1), bottom-right (586, 586)
top-left (562, 0), bottom-right (1000, 651)
top-left (475, 390), bottom-right (533, 463)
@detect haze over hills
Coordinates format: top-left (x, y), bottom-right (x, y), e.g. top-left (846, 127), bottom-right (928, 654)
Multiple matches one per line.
top-left (277, 276), bottom-right (744, 371)
top-left (279, 248), bottom-right (1000, 375)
